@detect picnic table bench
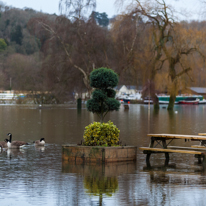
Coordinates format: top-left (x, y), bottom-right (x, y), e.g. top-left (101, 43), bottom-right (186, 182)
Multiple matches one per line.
top-left (139, 134), bottom-right (206, 167)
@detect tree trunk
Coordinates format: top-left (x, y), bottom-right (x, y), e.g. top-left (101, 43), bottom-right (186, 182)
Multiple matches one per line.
top-left (100, 113), bottom-right (104, 123)
top-left (167, 73), bottom-right (178, 111)
top-left (152, 93), bottom-right (159, 110)
top-left (167, 92), bottom-right (176, 111)
top-left (77, 98), bottom-right (82, 110)
top-left (150, 70), bottom-right (159, 110)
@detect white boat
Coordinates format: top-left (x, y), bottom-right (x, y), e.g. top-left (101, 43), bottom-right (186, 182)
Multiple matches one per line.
top-left (144, 95), bottom-right (206, 104)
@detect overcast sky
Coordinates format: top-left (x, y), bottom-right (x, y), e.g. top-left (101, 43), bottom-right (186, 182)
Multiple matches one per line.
top-left (2, 0), bottom-right (117, 17)
top-left (2, 0), bottom-right (205, 20)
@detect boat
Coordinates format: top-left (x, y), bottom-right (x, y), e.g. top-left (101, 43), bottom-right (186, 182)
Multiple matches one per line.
top-left (118, 93), bottom-right (142, 104)
top-left (143, 96), bottom-right (153, 104)
top-left (158, 95), bottom-right (204, 104)
top-left (178, 97), bottom-right (199, 105)
top-left (199, 99), bottom-right (206, 104)
top-left (143, 95), bottom-right (206, 104)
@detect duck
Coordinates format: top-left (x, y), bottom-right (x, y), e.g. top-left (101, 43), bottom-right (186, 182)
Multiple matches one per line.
top-left (33, 138), bottom-right (45, 146)
top-left (6, 133), bottom-right (29, 149)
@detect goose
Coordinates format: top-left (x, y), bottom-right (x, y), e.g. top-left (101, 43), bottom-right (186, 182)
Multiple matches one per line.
top-left (6, 133), bottom-right (29, 149)
top-left (0, 139), bottom-right (8, 148)
top-left (33, 138), bottom-right (45, 146)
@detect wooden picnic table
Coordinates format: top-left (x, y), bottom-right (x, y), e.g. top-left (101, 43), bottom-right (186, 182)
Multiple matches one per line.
top-left (139, 133), bottom-right (206, 168)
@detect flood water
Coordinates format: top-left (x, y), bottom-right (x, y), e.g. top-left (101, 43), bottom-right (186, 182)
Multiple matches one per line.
top-left (1, 104), bottom-right (206, 205)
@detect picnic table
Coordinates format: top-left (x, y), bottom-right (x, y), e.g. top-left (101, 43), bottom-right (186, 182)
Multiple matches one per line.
top-left (139, 134), bottom-right (206, 167)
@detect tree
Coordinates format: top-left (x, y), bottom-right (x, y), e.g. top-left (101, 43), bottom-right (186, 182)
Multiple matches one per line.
top-left (28, 11), bottom-right (114, 100)
top-left (117, 0), bottom-right (205, 110)
top-left (0, 39), bottom-right (7, 52)
top-left (110, 13), bottom-right (144, 86)
top-left (86, 67), bottom-right (120, 123)
top-left (11, 25), bottom-right (23, 45)
top-left (162, 23), bottom-right (205, 110)
top-left (91, 11), bottom-right (109, 27)
top-left (59, 0), bottom-right (96, 19)
top-left (115, 0), bottom-right (176, 109)
top-left (4, 53), bottom-right (42, 91)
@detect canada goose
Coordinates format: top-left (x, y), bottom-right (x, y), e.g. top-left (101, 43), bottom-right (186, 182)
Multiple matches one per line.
top-left (33, 138), bottom-right (45, 146)
top-left (0, 139), bottom-right (8, 148)
top-left (6, 133), bottom-right (29, 149)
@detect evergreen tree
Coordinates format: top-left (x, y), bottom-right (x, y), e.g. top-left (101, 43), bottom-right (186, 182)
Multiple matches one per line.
top-left (11, 25), bottom-right (23, 45)
top-left (86, 67), bottom-right (120, 122)
top-left (91, 11), bottom-right (109, 27)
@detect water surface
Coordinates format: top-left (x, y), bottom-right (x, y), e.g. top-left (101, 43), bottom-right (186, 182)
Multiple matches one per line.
top-left (0, 104), bottom-right (206, 206)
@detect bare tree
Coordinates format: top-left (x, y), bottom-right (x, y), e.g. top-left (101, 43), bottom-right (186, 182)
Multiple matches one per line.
top-left (116, 0), bottom-right (205, 110)
top-left (28, 10), bottom-right (113, 100)
top-left (59, 0), bottom-right (96, 19)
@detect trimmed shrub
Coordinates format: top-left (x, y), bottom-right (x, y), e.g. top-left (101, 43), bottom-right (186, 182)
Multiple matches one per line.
top-left (86, 67), bottom-right (120, 122)
top-left (90, 67), bottom-right (118, 89)
top-left (83, 121), bottom-right (120, 146)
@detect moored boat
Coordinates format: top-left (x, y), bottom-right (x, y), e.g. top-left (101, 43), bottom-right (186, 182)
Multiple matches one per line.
top-left (178, 97), bottom-right (199, 105)
top-left (143, 95), bottom-right (205, 104)
top-left (158, 95), bottom-right (204, 104)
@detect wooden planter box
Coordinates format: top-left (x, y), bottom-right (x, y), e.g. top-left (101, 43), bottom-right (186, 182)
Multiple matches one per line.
top-left (62, 144), bottom-right (137, 163)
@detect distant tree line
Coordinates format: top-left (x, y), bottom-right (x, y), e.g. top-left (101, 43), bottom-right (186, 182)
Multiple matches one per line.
top-left (0, 0), bottom-right (205, 109)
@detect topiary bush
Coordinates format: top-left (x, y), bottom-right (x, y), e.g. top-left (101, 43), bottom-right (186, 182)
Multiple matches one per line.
top-left (83, 121), bottom-right (120, 146)
top-left (86, 67), bottom-right (120, 123)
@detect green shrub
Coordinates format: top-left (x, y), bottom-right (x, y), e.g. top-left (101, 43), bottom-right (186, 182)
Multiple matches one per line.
top-left (83, 121), bottom-right (120, 146)
top-left (86, 67), bottom-right (120, 123)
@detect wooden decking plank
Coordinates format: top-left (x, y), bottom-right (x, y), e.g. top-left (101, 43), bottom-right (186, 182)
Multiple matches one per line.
top-left (139, 147), bottom-right (203, 155)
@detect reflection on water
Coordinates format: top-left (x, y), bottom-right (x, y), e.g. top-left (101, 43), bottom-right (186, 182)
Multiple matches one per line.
top-left (1, 104), bottom-right (206, 205)
top-left (34, 145), bottom-right (45, 152)
top-left (62, 161), bottom-right (136, 205)
top-left (84, 176), bottom-right (118, 197)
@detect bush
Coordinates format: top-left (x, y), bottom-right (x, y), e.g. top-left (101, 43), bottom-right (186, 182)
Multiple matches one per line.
top-left (83, 121), bottom-right (120, 146)
top-left (86, 67), bottom-right (120, 122)
top-left (90, 67), bottom-right (118, 89)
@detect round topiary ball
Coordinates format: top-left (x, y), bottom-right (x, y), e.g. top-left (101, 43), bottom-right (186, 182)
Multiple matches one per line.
top-left (90, 67), bottom-right (118, 89)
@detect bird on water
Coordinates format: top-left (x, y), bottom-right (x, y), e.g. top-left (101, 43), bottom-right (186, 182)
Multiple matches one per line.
top-left (6, 133), bottom-right (29, 149)
top-left (0, 139), bottom-right (8, 148)
top-left (33, 138), bottom-right (45, 146)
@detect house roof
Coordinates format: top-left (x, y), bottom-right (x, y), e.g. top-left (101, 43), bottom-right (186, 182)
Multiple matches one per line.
top-left (125, 85), bottom-right (137, 90)
top-left (115, 85), bottom-right (142, 90)
top-left (189, 87), bottom-right (206, 94)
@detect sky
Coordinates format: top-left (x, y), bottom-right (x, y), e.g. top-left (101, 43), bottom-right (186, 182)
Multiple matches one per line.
top-left (1, 0), bottom-right (205, 20)
top-left (2, 0), bottom-right (117, 18)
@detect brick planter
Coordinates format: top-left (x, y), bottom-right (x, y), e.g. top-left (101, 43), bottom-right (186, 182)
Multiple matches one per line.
top-left (62, 144), bottom-right (137, 163)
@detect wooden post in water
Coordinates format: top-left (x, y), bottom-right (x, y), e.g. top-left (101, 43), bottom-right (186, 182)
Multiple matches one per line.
top-left (124, 104), bottom-right (129, 110)
top-left (77, 98), bottom-right (82, 110)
